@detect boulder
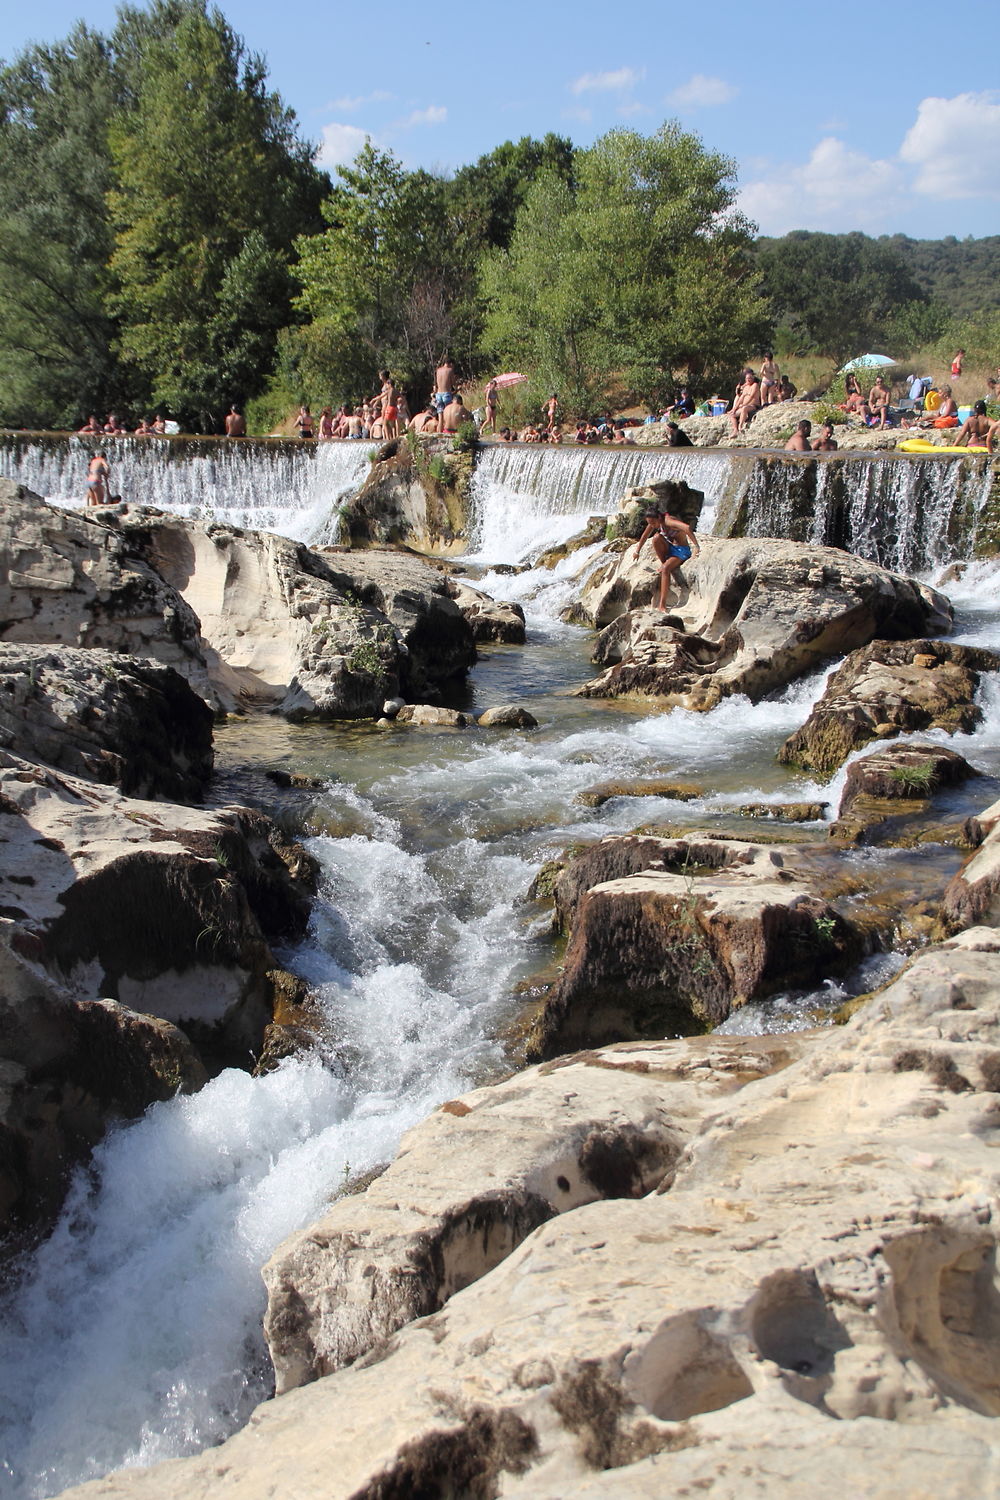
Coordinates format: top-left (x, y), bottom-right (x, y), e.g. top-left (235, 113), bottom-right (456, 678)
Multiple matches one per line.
top-left (54, 932), bottom-right (1000, 1500)
top-left (0, 921), bottom-right (206, 1236)
top-left (115, 513), bottom-right (476, 719)
top-left (780, 639), bottom-right (1000, 773)
top-left (477, 705), bottom-right (538, 728)
top-left (941, 795), bottom-right (1000, 930)
top-left (443, 576), bottom-right (526, 643)
top-left (525, 833), bottom-right (867, 1057)
top-left (0, 482), bottom-right (213, 700)
top-left (395, 704), bottom-right (470, 727)
top-left (738, 801), bottom-right (829, 822)
top-left (575, 538), bottom-right (949, 710)
top-left (0, 643), bottom-right (213, 802)
top-left (830, 742), bottom-right (980, 845)
top-left (0, 751), bottom-right (316, 1072)
top-left (575, 779), bottom-right (701, 807)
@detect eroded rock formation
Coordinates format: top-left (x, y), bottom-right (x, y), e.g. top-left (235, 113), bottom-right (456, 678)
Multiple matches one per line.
top-left (52, 929), bottom-right (1000, 1500)
top-left (575, 538), bottom-right (950, 709)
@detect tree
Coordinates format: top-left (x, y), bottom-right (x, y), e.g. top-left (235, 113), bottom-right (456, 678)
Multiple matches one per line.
top-left (480, 122), bottom-right (770, 411)
top-left (0, 26), bottom-right (129, 427)
top-left (292, 143), bottom-right (453, 400)
top-left (107, 1), bottom-right (325, 426)
top-left (756, 231), bottom-right (926, 362)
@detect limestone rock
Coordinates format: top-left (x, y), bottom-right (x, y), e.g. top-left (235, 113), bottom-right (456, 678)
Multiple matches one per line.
top-left (53, 933), bottom-right (1000, 1500)
top-left (396, 704), bottom-right (470, 727)
top-left (0, 483), bottom-right (212, 699)
top-left (444, 576), bottom-right (526, 643)
top-left (780, 639), bottom-right (999, 773)
top-left (477, 705), bottom-right (538, 728)
top-left (575, 538), bottom-right (947, 710)
top-left (0, 752), bottom-right (316, 1072)
top-left (942, 795), bottom-right (1000, 930)
top-left (575, 779), bottom-right (701, 807)
top-left (830, 741), bottom-right (980, 846)
top-left (0, 643), bottom-right (213, 802)
top-left (738, 801), bottom-right (829, 822)
top-left (116, 514), bottom-right (475, 719)
top-left (526, 833), bottom-right (867, 1056)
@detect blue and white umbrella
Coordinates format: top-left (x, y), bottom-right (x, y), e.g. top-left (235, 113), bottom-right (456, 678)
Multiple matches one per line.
top-left (839, 353), bottom-right (897, 372)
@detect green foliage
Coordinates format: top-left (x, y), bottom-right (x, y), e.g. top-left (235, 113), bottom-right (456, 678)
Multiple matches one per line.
top-left (348, 640), bottom-right (386, 678)
top-left (451, 420), bottom-right (479, 454)
top-left (888, 760), bottom-right (938, 791)
top-left (813, 913), bottom-right (837, 945)
top-left (0, 26), bottom-right (129, 426)
top-left (810, 402), bottom-right (849, 426)
top-left (107, 3), bottom-right (323, 428)
top-left (426, 454), bottom-right (451, 485)
top-left (883, 233), bottom-right (1000, 319)
top-left (480, 123), bottom-right (771, 414)
top-left (756, 231), bottom-right (926, 363)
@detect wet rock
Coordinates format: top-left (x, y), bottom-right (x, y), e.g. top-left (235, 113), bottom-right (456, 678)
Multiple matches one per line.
top-left (737, 801), bottom-right (829, 822)
top-left (477, 705), bottom-right (538, 728)
top-left (830, 742), bottom-right (980, 846)
top-left (780, 639), bottom-right (999, 774)
top-left (443, 576), bottom-right (526, 643)
top-left (0, 643), bottom-right (213, 803)
top-left (60, 933), bottom-right (1000, 1500)
top-left (0, 751), bottom-right (316, 1074)
top-left (942, 794), bottom-right (1000, 930)
top-left (526, 834), bottom-right (866, 1056)
top-left (576, 779), bottom-right (702, 807)
top-left (576, 538), bottom-right (947, 709)
top-left (396, 704), bottom-right (470, 727)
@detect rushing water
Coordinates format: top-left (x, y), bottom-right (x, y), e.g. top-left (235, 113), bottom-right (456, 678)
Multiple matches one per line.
top-left (2, 443), bottom-right (1000, 1498)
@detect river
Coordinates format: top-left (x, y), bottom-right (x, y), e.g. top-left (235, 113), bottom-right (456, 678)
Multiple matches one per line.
top-left (1, 444), bottom-right (999, 1497)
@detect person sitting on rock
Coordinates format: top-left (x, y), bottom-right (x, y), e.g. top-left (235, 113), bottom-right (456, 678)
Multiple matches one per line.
top-left (919, 385), bottom-right (958, 428)
top-left (134, 417), bottom-right (153, 435)
top-left (632, 507), bottom-right (700, 611)
top-left (409, 403), bottom-right (438, 434)
top-left (988, 418), bottom-right (1000, 456)
top-left (103, 412), bottom-right (124, 434)
top-left (812, 420), bottom-right (838, 451)
top-left (785, 419), bottom-right (813, 452)
top-left (665, 421), bottom-right (693, 447)
top-left (670, 387), bottom-right (695, 418)
top-left (498, 426), bottom-right (513, 442)
top-left (953, 400), bottom-right (992, 447)
top-left (78, 414), bottom-right (101, 435)
top-left (225, 405), bottom-right (246, 437)
top-left (151, 414), bottom-right (166, 435)
top-left (728, 372), bottom-right (761, 436)
top-left (867, 376), bottom-right (892, 428)
top-left (778, 375), bottom-right (797, 402)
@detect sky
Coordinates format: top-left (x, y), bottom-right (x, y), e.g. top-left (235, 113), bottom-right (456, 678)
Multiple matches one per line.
top-left (4, 0), bottom-right (1000, 240)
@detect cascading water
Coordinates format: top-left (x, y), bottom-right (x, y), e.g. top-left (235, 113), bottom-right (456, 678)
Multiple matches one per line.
top-left (2, 434), bottom-right (1000, 1499)
top-left (0, 436), bottom-right (370, 544)
top-left (466, 443), bottom-right (736, 562)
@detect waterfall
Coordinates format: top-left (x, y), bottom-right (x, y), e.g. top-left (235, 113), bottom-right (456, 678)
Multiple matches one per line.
top-left (468, 442), bottom-right (997, 575)
top-left (466, 444), bottom-right (736, 562)
top-left (0, 435), bottom-right (371, 544)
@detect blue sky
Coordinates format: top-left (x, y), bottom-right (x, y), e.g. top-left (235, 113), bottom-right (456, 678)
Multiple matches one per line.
top-left (5, 0), bottom-right (1000, 238)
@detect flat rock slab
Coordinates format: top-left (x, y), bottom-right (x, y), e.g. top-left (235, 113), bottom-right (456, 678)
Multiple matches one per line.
top-left (830, 741), bottom-right (981, 846)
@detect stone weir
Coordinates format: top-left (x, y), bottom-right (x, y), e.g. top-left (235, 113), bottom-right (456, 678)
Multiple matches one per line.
top-left (2, 432), bottom-right (998, 572)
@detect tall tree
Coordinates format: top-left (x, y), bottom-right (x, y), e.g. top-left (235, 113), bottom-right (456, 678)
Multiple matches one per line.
top-left (0, 26), bottom-right (127, 427)
top-left (107, 1), bottom-right (325, 427)
top-left (480, 122), bottom-right (770, 409)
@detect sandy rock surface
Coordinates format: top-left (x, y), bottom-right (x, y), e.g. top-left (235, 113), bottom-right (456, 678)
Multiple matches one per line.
top-left (576, 537), bottom-right (949, 709)
top-left (0, 642), bottom-right (213, 802)
top-left (52, 929), bottom-right (1000, 1500)
top-left (780, 638), bottom-right (1000, 773)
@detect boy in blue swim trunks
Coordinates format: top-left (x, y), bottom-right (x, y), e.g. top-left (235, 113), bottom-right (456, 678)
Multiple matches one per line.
top-left (632, 507), bottom-right (700, 610)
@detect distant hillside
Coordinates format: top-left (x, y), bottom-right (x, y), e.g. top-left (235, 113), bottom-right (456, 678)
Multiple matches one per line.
top-left (880, 234), bottom-right (1000, 318)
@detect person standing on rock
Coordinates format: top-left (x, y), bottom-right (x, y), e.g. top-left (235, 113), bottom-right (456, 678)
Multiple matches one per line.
top-left (86, 452), bottom-right (110, 506)
top-left (483, 377), bottom-right (499, 433)
top-left (379, 371), bottom-right (399, 440)
top-left (632, 508), bottom-right (700, 611)
top-left (434, 354), bottom-right (456, 418)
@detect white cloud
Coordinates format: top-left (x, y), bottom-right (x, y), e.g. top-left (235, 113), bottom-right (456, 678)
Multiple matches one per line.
top-left (397, 105), bottom-right (447, 129)
top-left (327, 89), bottom-right (392, 113)
top-left (316, 123), bottom-right (371, 168)
top-left (738, 137), bottom-right (905, 235)
top-left (668, 74), bottom-right (736, 109)
top-left (570, 66), bottom-right (643, 96)
top-left (900, 91), bottom-right (1000, 199)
